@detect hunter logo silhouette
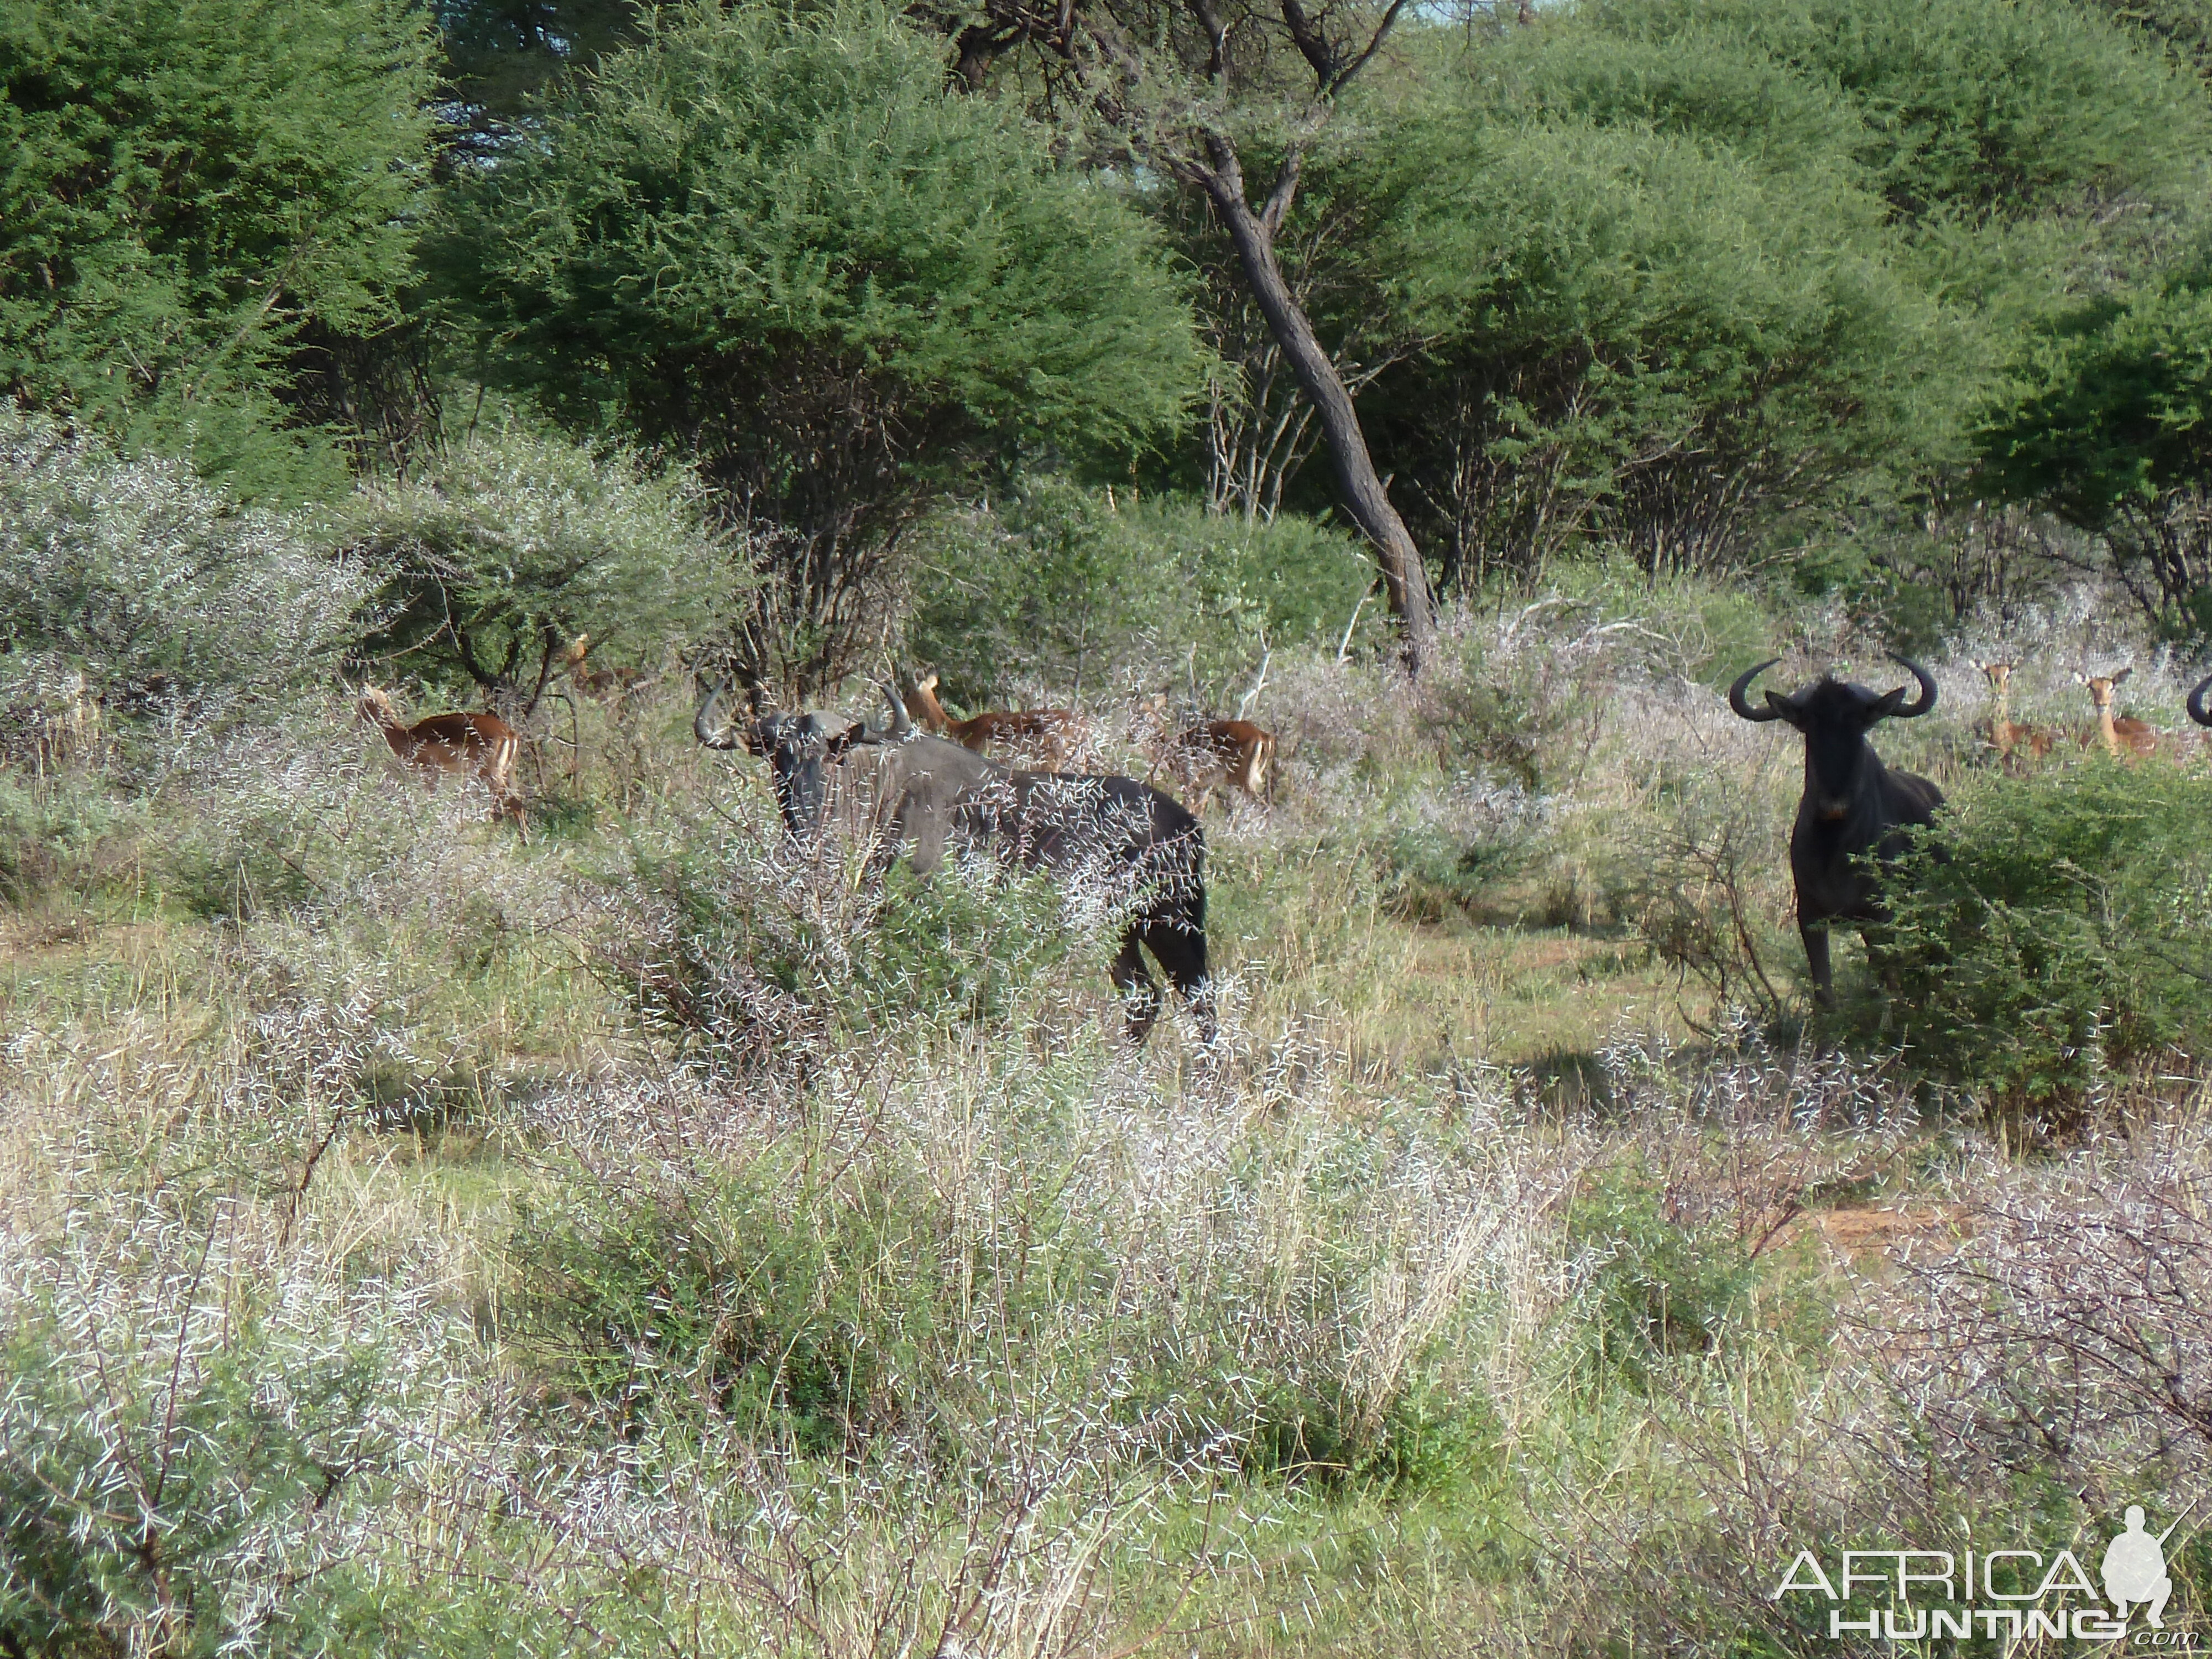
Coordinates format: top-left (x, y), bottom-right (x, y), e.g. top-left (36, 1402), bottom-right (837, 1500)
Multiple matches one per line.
top-left (2103, 1505), bottom-right (2182, 1629)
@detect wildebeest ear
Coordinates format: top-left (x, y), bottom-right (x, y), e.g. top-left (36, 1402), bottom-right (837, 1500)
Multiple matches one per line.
top-left (819, 719), bottom-right (865, 761)
top-left (1764, 690), bottom-right (1806, 728)
top-left (1869, 687), bottom-right (1907, 721)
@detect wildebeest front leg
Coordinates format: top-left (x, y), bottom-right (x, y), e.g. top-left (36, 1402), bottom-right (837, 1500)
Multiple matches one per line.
top-left (1112, 925), bottom-right (1164, 1044)
top-left (1801, 917), bottom-right (1836, 1009)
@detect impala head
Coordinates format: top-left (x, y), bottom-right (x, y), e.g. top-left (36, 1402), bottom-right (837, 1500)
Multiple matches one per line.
top-left (1731, 655), bottom-right (1936, 822)
top-left (355, 684), bottom-right (400, 728)
top-left (1970, 659), bottom-right (2015, 695)
top-left (2075, 666), bottom-right (2131, 712)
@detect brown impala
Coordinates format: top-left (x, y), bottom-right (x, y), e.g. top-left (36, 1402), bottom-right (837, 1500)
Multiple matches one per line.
top-left (1969, 660), bottom-right (2056, 769)
top-left (2075, 668), bottom-right (2158, 760)
top-left (1166, 718), bottom-right (1276, 811)
top-left (906, 671), bottom-right (1083, 769)
top-left (356, 685), bottom-right (524, 826)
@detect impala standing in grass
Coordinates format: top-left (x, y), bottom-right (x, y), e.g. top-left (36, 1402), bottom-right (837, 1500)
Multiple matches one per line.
top-left (356, 685), bottom-right (525, 827)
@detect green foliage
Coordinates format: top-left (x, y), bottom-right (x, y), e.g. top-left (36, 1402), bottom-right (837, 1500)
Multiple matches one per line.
top-left (1369, 100), bottom-right (1946, 580)
top-left (1357, 0), bottom-right (2209, 596)
top-left (433, 0), bottom-right (643, 155)
top-left (0, 407), bottom-right (377, 723)
top-left (1869, 762), bottom-right (2212, 1113)
top-left (1980, 262), bottom-right (2212, 628)
top-left (342, 424), bottom-right (739, 707)
top-left (0, 0), bottom-right (438, 499)
top-left (441, 0), bottom-right (1201, 537)
top-left (612, 821), bottom-right (1081, 1065)
top-left (508, 1081), bottom-right (1490, 1495)
top-left (907, 480), bottom-right (1369, 702)
top-left (510, 1153), bottom-right (956, 1452)
top-left (1582, 0), bottom-right (2208, 228)
top-left (0, 771), bottom-right (122, 904)
top-left (0, 1232), bottom-right (414, 1657)
top-left (1565, 1169), bottom-right (1755, 1389)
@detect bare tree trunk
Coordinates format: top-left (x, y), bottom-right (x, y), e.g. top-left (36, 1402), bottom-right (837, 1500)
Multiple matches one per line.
top-left (1193, 138), bottom-right (1434, 672)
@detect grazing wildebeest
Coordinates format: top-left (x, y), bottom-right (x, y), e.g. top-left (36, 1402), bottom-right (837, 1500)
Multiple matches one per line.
top-left (1729, 655), bottom-right (1943, 1006)
top-left (695, 681), bottom-right (1212, 1042)
top-left (2192, 671), bottom-right (2212, 730)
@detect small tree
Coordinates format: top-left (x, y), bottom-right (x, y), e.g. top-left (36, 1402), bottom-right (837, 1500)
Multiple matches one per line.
top-left (342, 426), bottom-right (742, 719)
top-left (1981, 270), bottom-right (2212, 632)
top-left (440, 0), bottom-right (1202, 700)
top-left (0, 406), bottom-right (375, 724)
top-left (0, 0), bottom-right (438, 499)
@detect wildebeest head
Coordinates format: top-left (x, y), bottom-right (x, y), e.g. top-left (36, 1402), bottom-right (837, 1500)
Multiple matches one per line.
top-left (694, 680), bottom-right (865, 837)
top-left (1730, 655), bottom-right (1937, 822)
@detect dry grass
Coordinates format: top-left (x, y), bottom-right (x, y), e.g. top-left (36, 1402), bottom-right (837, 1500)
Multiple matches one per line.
top-left (5, 582), bottom-right (2212, 1653)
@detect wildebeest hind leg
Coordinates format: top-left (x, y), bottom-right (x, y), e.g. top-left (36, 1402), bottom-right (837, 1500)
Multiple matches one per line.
top-left (1111, 926), bottom-right (1163, 1044)
top-left (1144, 917), bottom-right (1214, 1043)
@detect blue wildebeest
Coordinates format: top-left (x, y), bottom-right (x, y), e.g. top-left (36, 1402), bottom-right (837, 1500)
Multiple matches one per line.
top-left (1729, 655), bottom-right (1943, 1006)
top-left (2189, 671), bottom-right (2212, 731)
top-left (695, 680), bottom-right (1212, 1042)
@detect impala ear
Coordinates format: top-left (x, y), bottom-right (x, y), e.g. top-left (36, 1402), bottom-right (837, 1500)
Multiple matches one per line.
top-left (2112, 665), bottom-right (2133, 685)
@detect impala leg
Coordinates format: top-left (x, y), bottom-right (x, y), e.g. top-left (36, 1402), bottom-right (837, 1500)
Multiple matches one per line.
top-left (1111, 926), bottom-right (1163, 1044)
top-left (1801, 919), bottom-right (1837, 1009)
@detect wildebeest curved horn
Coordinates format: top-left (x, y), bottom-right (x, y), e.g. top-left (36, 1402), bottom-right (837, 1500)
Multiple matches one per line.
top-left (1886, 653), bottom-right (1938, 718)
top-left (1729, 659), bottom-right (1786, 722)
top-left (848, 681), bottom-right (913, 747)
top-left (2189, 671), bottom-right (2212, 728)
top-left (694, 680), bottom-right (743, 750)
top-left (880, 681), bottom-right (913, 739)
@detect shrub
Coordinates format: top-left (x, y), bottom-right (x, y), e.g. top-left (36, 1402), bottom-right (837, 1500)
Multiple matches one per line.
top-left (599, 813), bottom-right (1089, 1081)
top-left (0, 1214), bottom-right (437, 1657)
top-left (0, 0), bottom-right (438, 500)
top-left (0, 407), bottom-right (377, 729)
top-left (1564, 1168), bottom-right (1757, 1389)
top-left (511, 1155), bottom-right (948, 1453)
top-left (439, 0), bottom-right (1201, 698)
top-left (342, 425), bottom-right (741, 716)
top-left (0, 771), bottom-right (123, 904)
top-left (906, 480), bottom-right (1369, 705)
top-left (1870, 761), bottom-right (2212, 1113)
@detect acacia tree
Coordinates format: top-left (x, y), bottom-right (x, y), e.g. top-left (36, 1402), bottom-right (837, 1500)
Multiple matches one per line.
top-left (922, 0), bottom-right (1439, 667)
top-left (442, 0), bottom-right (1201, 700)
top-left (0, 0), bottom-right (438, 499)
